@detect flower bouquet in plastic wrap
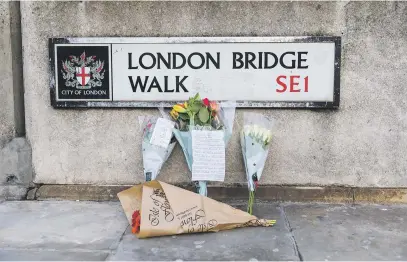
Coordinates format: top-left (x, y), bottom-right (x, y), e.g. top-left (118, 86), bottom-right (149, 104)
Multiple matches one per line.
top-left (240, 113), bottom-right (274, 214)
top-left (118, 180), bottom-right (276, 238)
top-left (168, 93), bottom-right (236, 196)
top-left (139, 115), bottom-right (177, 182)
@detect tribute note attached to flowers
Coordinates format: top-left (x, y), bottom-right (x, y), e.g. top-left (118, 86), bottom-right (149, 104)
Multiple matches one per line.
top-left (168, 93), bottom-right (236, 196)
top-left (139, 116), bottom-right (176, 182)
top-left (191, 130), bottom-right (225, 182)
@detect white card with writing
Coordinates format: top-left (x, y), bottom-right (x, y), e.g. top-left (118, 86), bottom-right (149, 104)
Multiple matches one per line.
top-left (150, 118), bottom-right (174, 148)
top-left (192, 130), bottom-right (225, 182)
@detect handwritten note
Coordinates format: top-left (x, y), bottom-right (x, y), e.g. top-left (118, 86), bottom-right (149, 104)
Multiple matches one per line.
top-left (150, 118), bottom-right (174, 148)
top-left (192, 130), bottom-right (225, 182)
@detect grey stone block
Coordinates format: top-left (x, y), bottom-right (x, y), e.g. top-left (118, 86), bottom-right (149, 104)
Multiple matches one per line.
top-left (0, 201), bottom-right (128, 250)
top-left (0, 249), bottom-right (110, 261)
top-left (0, 137), bottom-right (32, 186)
top-left (0, 1), bottom-right (15, 148)
top-left (25, 187), bottom-right (37, 200)
top-left (283, 203), bottom-right (407, 260)
top-left (0, 185), bottom-right (27, 200)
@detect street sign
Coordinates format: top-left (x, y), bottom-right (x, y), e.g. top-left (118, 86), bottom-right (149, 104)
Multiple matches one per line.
top-left (49, 37), bottom-right (340, 108)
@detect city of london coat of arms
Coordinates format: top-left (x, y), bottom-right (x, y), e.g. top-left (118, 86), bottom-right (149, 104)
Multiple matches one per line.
top-left (61, 51), bottom-right (105, 89)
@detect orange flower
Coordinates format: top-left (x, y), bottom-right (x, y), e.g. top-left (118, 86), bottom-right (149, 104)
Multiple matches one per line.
top-left (131, 210), bottom-right (141, 234)
top-left (170, 109), bottom-right (179, 120)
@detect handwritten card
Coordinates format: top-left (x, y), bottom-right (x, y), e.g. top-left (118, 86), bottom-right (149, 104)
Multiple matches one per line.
top-left (150, 118), bottom-right (174, 148)
top-left (192, 130), bottom-right (225, 182)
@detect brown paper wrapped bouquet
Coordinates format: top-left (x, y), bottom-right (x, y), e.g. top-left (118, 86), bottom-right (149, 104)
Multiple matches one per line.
top-left (118, 181), bottom-right (276, 238)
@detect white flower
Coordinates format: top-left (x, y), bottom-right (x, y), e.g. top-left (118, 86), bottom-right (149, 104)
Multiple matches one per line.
top-left (265, 130), bottom-right (273, 144)
top-left (243, 125), bottom-right (272, 144)
top-left (253, 125), bottom-right (260, 137)
top-left (261, 129), bottom-right (269, 142)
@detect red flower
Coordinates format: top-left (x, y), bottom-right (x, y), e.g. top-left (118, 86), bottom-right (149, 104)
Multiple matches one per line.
top-left (131, 210), bottom-right (141, 234)
top-left (202, 98), bottom-right (209, 107)
top-left (132, 210), bottom-right (140, 220)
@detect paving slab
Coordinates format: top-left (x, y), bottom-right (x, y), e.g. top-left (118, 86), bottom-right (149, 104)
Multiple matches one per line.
top-left (0, 249), bottom-right (110, 261)
top-left (283, 203), bottom-right (407, 261)
top-left (107, 203), bottom-right (298, 261)
top-left (0, 201), bottom-right (128, 250)
top-left (2, 200), bottom-right (407, 261)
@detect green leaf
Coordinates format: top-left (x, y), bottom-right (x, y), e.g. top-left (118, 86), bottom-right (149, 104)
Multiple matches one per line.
top-left (188, 97), bottom-right (194, 107)
top-left (193, 93), bottom-right (200, 101)
top-left (178, 113), bottom-right (189, 120)
top-left (194, 116), bottom-right (202, 126)
top-left (198, 107), bottom-right (210, 123)
top-left (190, 102), bottom-right (202, 113)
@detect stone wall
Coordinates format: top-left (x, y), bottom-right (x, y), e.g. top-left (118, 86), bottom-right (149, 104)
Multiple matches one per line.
top-left (0, 2), bottom-right (32, 199)
top-left (20, 1), bottom-right (407, 187)
top-left (0, 2), bottom-right (15, 147)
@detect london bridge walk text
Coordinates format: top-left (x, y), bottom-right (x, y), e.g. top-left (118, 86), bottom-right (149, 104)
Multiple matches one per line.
top-left (127, 51), bottom-right (309, 93)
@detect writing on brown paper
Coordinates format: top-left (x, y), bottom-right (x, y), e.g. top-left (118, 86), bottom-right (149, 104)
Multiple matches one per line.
top-left (148, 188), bottom-right (175, 226)
top-left (177, 207), bottom-right (218, 233)
top-left (149, 207), bottom-right (160, 226)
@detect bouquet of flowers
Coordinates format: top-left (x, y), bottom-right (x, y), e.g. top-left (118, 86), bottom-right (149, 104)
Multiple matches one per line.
top-left (118, 180), bottom-right (276, 238)
top-left (169, 93), bottom-right (236, 196)
top-left (139, 116), bottom-right (177, 182)
top-left (240, 113), bottom-right (274, 214)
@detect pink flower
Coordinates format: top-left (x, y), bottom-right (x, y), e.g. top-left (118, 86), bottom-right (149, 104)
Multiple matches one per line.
top-left (209, 101), bottom-right (219, 112)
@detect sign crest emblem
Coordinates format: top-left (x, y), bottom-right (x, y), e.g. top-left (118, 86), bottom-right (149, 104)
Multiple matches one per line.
top-left (61, 51), bottom-right (105, 89)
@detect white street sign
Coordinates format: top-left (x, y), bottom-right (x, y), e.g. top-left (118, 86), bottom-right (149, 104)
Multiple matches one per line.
top-left (50, 37), bottom-right (340, 108)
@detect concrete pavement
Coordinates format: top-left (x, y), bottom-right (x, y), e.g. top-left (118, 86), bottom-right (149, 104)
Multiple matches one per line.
top-left (0, 200), bottom-right (406, 261)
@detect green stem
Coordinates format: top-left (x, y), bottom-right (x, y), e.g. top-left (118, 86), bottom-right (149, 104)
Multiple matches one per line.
top-left (247, 190), bottom-right (255, 215)
top-left (189, 112), bottom-right (195, 127)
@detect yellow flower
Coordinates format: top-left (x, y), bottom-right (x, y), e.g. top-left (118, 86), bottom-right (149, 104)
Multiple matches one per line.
top-left (170, 109), bottom-right (179, 120)
top-left (173, 104), bottom-right (187, 113)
